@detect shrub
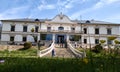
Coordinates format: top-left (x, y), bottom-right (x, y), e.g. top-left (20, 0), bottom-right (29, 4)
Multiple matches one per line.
top-left (108, 36), bottom-right (117, 41)
top-left (92, 44), bottom-right (103, 53)
top-left (114, 40), bottom-right (120, 44)
top-left (100, 40), bottom-right (106, 44)
top-left (23, 42), bottom-right (32, 50)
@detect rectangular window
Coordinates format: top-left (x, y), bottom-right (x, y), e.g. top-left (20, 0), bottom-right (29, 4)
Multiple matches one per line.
top-left (95, 39), bottom-right (99, 44)
top-left (11, 25), bottom-right (15, 31)
top-left (47, 27), bottom-right (51, 31)
top-left (83, 28), bottom-right (87, 34)
top-left (40, 34), bottom-right (46, 40)
top-left (84, 39), bottom-right (87, 44)
top-left (23, 26), bottom-right (27, 32)
top-left (95, 28), bottom-right (99, 34)
top-left (10, 36), bottom-right (14, 41)
top-left (35, 26), bottom-right (39, 32)
top-left (23, 37), bottom-right (27, 42)
top-left (107, 28), bottom-right (111, 35)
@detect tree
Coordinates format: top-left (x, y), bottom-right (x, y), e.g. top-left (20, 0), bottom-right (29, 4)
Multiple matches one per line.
top-left (31, 28), bottom-right (37, 42)
top-left (31, 28), bottom-right (34, 32)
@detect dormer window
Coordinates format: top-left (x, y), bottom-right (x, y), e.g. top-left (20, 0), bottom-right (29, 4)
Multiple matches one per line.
top-left (35, 19), bottom-right (39, 21)
top-left (86, 20), bottom-right (90, 23)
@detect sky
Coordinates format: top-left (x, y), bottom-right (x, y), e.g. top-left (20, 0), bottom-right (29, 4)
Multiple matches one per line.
top-left (0, 0), bottom-right (120, 23)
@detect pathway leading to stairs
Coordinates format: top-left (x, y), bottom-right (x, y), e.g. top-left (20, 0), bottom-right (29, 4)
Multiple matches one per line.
top-left (43, 44), bottom-right (75, 58)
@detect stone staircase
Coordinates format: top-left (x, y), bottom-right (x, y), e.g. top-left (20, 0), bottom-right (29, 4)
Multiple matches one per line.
top-left (43, 44), bottom-right (75, 58)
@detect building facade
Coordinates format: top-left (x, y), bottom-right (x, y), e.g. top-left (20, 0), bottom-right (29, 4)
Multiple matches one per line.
top-left (1, 14), bottom-right (120, 47)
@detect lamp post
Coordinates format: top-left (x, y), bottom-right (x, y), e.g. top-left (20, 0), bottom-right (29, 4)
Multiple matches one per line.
top-left (35, 19), bottom-right (41, 57)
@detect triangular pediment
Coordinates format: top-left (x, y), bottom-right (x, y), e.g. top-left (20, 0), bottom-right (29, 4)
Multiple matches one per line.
top-left (46, 13), bottom-right (75, 24)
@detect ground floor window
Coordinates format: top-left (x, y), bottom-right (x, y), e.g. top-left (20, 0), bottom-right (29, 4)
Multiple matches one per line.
top-left (10, 36), bottom-right (14, 41)
top-left (84, 39), bottom-right (87, 44)
top-left (41, 34), bottom-right (52, 40)
top-left (23, 37), bottom-right (27, 42)
top-left (69, 35), bottom-right (81, 41)
top-left (107, 39), bottom-right (112, 44)
top-left (41, 34), bottom-right (46, 40)
top-left (95, 39), bottom-right (99, 44)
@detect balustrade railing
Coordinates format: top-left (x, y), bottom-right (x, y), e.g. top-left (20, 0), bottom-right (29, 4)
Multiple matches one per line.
top-left (67, 41), bottom-right (86, 58)
top-left (39, 29), bottom-right (82, 34)
top-left (38, 41), bottom-right (54, 57)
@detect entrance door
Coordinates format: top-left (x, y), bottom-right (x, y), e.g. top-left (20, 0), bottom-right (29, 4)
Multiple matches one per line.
top-left (57, 35), bottom-right (64, 44)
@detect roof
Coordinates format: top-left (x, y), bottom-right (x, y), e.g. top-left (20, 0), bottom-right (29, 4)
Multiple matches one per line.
top-left (0, 14), bottom-right (119, 25)
top-left (73, 20), bottom-right (117, 24)
top-left (1, 18), bottom-right (51, 23)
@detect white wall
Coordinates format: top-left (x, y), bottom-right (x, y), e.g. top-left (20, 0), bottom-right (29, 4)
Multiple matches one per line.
top-left (88, 37), bottom-right (94, 44)
top-left (14, 35), bottom-right (22, 41)
top-left (41, 23), bottom-right (47, 30)
top-left (1, 34), bottom-right (10, 41)
top-left (112, 26), bottom-right (119, 35)
top-left (15, 24), bottom-right (23, 32)
top-left (27, 24), bottom-right (35, 32)
top-left (27, 35), bottom-right (34, 42)
top-left (100, 26), bottom-right (106, 34)
top-left (2, 23), bottom-right (11, 31)
top-left (51, 15), bottom-right (73, 23)
top-left (88, 26), bottom-right (94, 34)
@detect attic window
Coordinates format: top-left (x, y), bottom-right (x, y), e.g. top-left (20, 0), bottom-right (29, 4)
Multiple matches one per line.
top-left (86, 20), bottom-right (90, 23)
top-left (35, 19), bottom-right (39, 21)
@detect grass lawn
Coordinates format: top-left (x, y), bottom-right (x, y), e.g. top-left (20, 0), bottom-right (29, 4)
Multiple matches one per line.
top-left (0, 47), bottom-right (120, 72)
top-left (0, 48), bottom-right (37, 57)
top-left (0, 57), bottom-right (120, 72)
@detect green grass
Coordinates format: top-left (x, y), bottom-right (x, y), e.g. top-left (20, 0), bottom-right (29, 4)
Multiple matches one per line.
top-left (0, 47), bottom-right (120, 72)
top-left (0, 57), bottom-right (120, 72)
top-left (0, 48), bottom-right (37, 57)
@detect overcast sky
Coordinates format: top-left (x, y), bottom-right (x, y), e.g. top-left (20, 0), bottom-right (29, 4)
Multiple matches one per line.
top-left (0, 0), bottom-right (120, 23)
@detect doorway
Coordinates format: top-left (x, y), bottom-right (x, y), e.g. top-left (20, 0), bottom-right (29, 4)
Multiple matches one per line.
top-left (57, 35), bottom-right (64, 44)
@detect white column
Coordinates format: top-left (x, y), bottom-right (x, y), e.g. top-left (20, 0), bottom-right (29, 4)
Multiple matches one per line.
top-left (66, 34), bottom-right (69, 41)
top-left (52, 34), bottom-right (55, 42)
top-left (38, 33), bottom-right (40, 41)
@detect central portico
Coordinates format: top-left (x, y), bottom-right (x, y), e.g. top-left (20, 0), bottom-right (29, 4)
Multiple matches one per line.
top-left (39, 13), bottom-right (82, 45)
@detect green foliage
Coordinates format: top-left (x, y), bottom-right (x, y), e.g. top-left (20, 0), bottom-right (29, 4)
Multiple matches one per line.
top-left (31, 28), bottom-right (34, 32)
top-left (74, 35), bottom-right (81, 41)
top-left (114, 40), bottom-right (120, 44)
top-left (92, 44), bottom-right (103, 53)
top-left (108, 36), bottom-right (117, 41)
top-left (100, 40), bottom-right (106, 44)
top-left (23, 42), bottom-right (32, 49)
top-left (0, 57), bottom-right (120, 72)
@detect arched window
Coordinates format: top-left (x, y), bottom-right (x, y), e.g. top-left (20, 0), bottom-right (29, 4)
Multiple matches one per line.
top-left (58, 26), bottom-right (64, 30)
top-left (86, 20), bottom-right (90, 23)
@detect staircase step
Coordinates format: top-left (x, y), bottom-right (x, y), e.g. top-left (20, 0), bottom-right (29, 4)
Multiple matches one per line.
top-left (43, 47), bottom-right (75, 58)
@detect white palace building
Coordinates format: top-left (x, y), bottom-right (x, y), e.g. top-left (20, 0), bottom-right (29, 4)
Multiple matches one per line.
top-left (1, 13), bottom-right (120, 48)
